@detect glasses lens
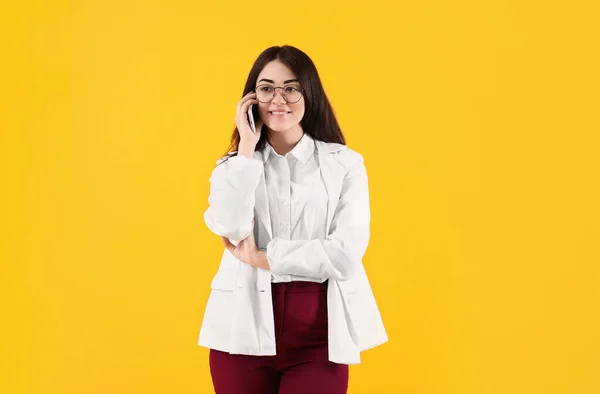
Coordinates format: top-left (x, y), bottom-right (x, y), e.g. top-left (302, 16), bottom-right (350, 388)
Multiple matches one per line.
top-left (256, 85), bottom-right (274, 102)
top-left (283, 85), bottom-right (302, 103)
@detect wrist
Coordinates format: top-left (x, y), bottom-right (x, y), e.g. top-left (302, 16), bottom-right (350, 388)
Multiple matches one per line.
top-left (255, 250), bottom-right (270, 269)
top-left (238, 142), bottom-right (256, 158)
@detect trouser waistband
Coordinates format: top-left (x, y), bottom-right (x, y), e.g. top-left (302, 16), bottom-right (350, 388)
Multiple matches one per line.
top-left (271, 279), bottom-right (328, 293)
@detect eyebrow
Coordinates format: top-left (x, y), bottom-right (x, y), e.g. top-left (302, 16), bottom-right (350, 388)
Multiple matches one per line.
top-left (257, 78), bottom-right (299, 84)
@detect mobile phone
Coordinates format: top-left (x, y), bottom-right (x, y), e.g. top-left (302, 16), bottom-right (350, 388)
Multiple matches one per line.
top-left (247, 104), bottom-right (256, 133)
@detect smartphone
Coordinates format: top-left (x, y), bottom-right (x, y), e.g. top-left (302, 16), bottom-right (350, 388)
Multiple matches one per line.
top-left (247, 104), bottom-right (256, 133)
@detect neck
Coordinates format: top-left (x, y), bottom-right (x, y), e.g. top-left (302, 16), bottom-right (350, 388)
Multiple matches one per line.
top-left (267, 125), bottom-right (304, 156)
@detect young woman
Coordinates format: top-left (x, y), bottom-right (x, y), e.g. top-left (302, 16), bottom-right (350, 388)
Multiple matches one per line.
top-left (198, 45), bottom-right (387, 394)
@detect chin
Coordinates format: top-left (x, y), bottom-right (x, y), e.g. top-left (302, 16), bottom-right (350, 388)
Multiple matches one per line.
top-left (267, 123), bottom-right (295, 133)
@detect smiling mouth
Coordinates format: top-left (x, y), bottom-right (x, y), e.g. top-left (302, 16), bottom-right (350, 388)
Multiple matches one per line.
top-left (269, 111), bottom-right (291, 117)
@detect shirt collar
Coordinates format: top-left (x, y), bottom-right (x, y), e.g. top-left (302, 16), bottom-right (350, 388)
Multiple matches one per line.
top-left (263, 133), bottom-right (315, 164)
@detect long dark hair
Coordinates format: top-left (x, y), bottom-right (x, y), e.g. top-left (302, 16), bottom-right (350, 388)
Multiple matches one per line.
top-left (222, 45), bottom-right (346, 158)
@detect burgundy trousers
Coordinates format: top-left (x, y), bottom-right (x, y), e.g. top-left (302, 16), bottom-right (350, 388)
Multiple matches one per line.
top-left (209, 280), bottom-right (349, 394)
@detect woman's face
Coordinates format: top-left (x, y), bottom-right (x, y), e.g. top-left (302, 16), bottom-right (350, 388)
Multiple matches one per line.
top-left (255, 60), bottom-right (305, 134)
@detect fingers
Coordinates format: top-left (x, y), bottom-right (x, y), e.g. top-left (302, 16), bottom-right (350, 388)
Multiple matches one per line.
top-left (236, 92), bottom-right (260, 137)
top-left (240, 93), bottom-right (259, 113)
top-left (236, 91), bottom-right (254, 108)
top-left (238, 91), bottom-right (258, 111)
top-left (221, 236), bottom-right (234, 254)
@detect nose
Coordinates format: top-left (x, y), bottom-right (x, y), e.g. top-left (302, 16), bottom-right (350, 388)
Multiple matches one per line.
top-left (272, 88), bottom-right (286, 104)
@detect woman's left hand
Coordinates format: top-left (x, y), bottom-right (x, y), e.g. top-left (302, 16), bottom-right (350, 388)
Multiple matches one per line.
top-left (221, 223), bottom-right (269, 269)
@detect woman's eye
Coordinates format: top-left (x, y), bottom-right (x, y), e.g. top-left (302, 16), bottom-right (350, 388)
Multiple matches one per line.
top-left (285, 86), bottom-right (298, 92)
top-left (260, 86), bottom-right (274, 92)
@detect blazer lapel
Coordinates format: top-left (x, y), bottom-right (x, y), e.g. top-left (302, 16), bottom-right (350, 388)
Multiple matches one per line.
top-left (316, 141), bottom-right (346, 235)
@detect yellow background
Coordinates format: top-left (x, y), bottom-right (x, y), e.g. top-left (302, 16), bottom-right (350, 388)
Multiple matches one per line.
top-left (2, 1), bottom-right (599, 393)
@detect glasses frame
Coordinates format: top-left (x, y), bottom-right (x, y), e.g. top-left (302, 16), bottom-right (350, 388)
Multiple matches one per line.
top-left (253, 83), bottom-right (305, 104)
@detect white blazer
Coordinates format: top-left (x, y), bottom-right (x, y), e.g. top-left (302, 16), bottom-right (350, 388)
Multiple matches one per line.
top-left (198, 139), bottom-right (388, 364)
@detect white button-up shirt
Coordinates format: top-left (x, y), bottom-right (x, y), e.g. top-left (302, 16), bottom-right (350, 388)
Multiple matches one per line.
top-left (263, 133), bottom-right (328, 283)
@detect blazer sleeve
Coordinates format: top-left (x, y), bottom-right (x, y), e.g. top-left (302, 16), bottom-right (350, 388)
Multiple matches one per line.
top-left (266, 153), bottom-right (370, 281)
top-left (203, 154), bottom-right (263, 244)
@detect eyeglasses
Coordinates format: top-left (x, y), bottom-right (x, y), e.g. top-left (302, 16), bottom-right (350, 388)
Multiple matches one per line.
top-left (254, 84), bottom-right (304, 103)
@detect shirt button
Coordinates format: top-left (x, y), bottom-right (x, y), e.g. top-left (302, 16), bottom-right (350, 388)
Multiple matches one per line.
top-left (283, 200), bottom-right (290, 206)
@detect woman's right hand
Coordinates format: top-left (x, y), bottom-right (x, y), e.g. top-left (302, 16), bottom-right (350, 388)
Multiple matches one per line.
top-left (235, 91), bottom-right (264, 149)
